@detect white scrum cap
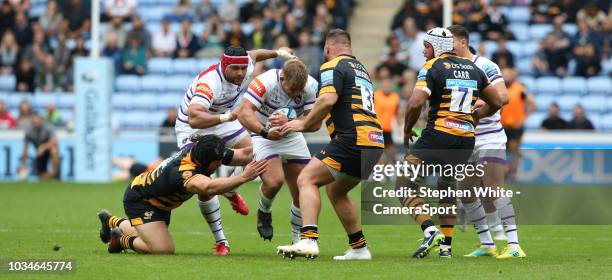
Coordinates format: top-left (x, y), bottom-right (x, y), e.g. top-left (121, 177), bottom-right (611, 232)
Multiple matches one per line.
top-left (423, 27), bottom-right (454, 57)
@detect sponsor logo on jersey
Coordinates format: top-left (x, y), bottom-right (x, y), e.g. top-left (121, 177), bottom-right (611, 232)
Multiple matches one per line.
top-left (144, 211), bottom-right (154, 220)
top-left (443, 118), bottom-right (474, 132)
top-left (368, 131), bottom-right (385, 144)
top-left (196, 83), bottom-right (214, 99)
top-left (248, 78), bottom-right (266, 97)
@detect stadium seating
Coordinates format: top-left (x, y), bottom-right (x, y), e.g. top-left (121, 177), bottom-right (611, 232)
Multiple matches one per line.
top-left (524, 112), bottom-right (546, 129)
top-left (140, 75), bottom-right (167, 92)
top-left (534, 77), bottom-right (561, 95)
top-left (581, 95), bottom-right (607, 113)
top-left (586, 77), bottom-right (611, 95)
top-left (115, 75), bottom-right (141, 92)
top-left (561, 77), bottom-right (587, 95)
top-left (0, 75), bottom-right (16, 91)
top-left (148, 58), bottom-right (173, 75)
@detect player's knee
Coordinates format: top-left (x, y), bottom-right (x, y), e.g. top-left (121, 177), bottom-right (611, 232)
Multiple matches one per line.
top-left (263, 178), bottom-right (284, 191)
top-left (150, 243), bottom-right (175, 254)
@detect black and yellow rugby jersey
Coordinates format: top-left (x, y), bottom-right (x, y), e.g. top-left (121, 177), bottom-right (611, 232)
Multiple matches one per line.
top-left (415, 53), bottom-right (490, 137)
top-left (129, 148), bottom-right (201, 211)
top-left (319, 55), bottom-right (384, 148)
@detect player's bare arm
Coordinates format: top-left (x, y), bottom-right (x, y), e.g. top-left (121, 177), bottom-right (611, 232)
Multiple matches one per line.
top-left (403, 88), bottom-right (429, 146)
top-left (187, 103), bottom-right (237, 129)
top-left (474, 84), bottom-right (503, 120)
top-left (280, 94), bottom-right (336, 134)
top-left (185, 160), bottom-right (268, 197)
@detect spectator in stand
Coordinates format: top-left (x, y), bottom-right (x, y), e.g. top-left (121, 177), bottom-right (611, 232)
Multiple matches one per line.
top-left (574, 41), bottom-right (602, 77)
top-left (224, 19), bottom-right (245, 48)
top-left (195, 0), bottom-right (215, 22)
top-left (391, 17), bottom-right (420, 65)
top-left (172, 0), bottom-right (195, 22)
top-left (127, 15), bottom-right (152, 51)
top-left (530, 0), bottom-right (563, 24)
top-left (543, 33), bottom-right (570, 76)
top-left (122, 36), bottom-right (147, 75)
top-left (197, 14), bottom-right (225, 58)
top-left (36, 54), bottom-right (62, 92)
top-left (0, 30), bottom-right (18, 74)
top-left (0, 0), bottom-right (15, 37)
top-left (12, 12), bottom-right (32, 48)
top-left (245, 16), bottom-right (272, 50)
top-left (310, 15), bottom-right (328, 48)
top-left (53, 33), bottom-right (71, 75)
top-left (541, 102), bottom-right (568, 130)
top-left (38, 0), bottom-right (63, 39)
top-left (175, 18), bottom-right (199, 58)
top-left (104, 0), bottom-right (137, 22)
top-left (532, 40), bottom-right (550, 76)
top-left (15, 57), bottom-right (35, 92)
top-left (102, 32), bottom-right (122, 73)
top-left (63, 0), bottom-right (91, 38)
top-left (453, 0), bottom-right (484, 32)
top-left (0, 100), bottom-right (16, 129)
top-left (376, 52), bottom-right (407, 85)
top-left (266, 35), bottom-right (289, 69)
top-left (152, 18), bottom-right (177, 57)
top-left (23, 29), bottom-right (50, 71)
top-left (568, 104), bottom-right (595, 130)
top-left (290, 0), bottom-right (307, 29)
top-left (20, 114), bottom-right (60, 180)
top-left (104, 16), bottom-right (128, 49)
top-left (43, 102), bottom-right (62, 127)
top-left (240, 0), bottom-right (264, 23)
top-left (218, 0), bottom-right (239, 23)
top-left (577, 1), bottom-right (607, 31)
top-left (70, 36), bottom-right (89, 58)
top-left (161, 107), bottom-right (176, 129)
top-left (294, 30), bottom-right (322, 76)
top-left (491, 38), bottom-right (515, 69)
top-left (391, 0), bottom-right (417, 31)
top-left (374, 77), bottom-right (401, 164)
top-left (478, 1), bottom-right (513, 41)
top-left (16, 100), bottom-right (34, 129)
top-left (9, 0), bottom-right (29, 14)
top-left (283, 13), bottom-right (300, 48)
top-left (545, 15), bottom-right (573, 63)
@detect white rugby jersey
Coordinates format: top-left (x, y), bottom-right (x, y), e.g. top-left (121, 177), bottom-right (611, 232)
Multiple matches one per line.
top-left (472, 55), bottom-right (505, 139)
top-left (243, 69), bottom-right (318, 125)
top-left (175, 56), bottom-right (255, 127)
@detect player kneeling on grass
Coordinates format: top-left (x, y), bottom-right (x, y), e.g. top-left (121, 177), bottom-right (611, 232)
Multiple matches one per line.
top-left (97, 135), bottom-right (267, 254)
top-left (238, 59), bottom-right (318, 243)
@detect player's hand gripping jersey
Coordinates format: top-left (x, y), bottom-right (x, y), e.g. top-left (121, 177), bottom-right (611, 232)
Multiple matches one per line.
top-left (415, 53), bottom-right (490, 138)
top-left (319, 55), bottom-right (384, 148)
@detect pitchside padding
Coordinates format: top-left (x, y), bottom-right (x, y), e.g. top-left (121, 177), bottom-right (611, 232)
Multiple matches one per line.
top-left (74, 57), bottom-right (113, 182)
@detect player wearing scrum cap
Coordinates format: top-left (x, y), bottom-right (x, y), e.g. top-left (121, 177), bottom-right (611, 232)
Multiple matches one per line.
top-left (399, 27), bottom-right (502, 258)
top-left (237, 59), bottom-right (318, 243)
top-left (175, 45), bottom-right (295, 255)
top-left (448, 24), bottom-right (526, 259)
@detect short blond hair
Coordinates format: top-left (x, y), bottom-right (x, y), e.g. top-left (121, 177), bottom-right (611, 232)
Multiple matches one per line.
top-left (282, 59), bottom-right (308, 89)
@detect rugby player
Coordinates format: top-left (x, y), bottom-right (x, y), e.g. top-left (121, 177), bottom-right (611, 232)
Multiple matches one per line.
top-left (238, 59), bottom-right (318, 243)
top-left (276, 29), bottom-right (384, 260)
top-left (448, 25), bottom-right (526, 259)
top-left (97, 135), bottom-right (267, 254)
top-left (400, 27), bottom-right (502, 258)
top-left (175, 45), bottom-right (295, 255)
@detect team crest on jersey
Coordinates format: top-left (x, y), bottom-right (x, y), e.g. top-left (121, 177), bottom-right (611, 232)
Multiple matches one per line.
top-left (368, 131), bottom-right (385, 144)
top-left (144, 211), bottom-right (154, 220)
top-left (293, 95), bottom-right (302, 104)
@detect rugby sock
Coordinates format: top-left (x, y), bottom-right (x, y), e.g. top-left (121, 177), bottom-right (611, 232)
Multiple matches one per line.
top-left (348, 230), bottom-right (367, 249)
top-left (198, 196), bottom-right (228, 245)
top-left (289, 204), bottom-right (302, 242)
top-left (108, 216), bottom-right (126, 229)
top-left (120, 235), bottom-right (137, 251)
top-left (463, 200), bottom-right (495, 248)
top-left (486, 210), bottom-right (503, 233)
top-left (440, 226), bottom-right (453, 248)
top-left (495, 197), bottom-right (520, 248)
top-left (300, 225), bottom-right (319, 240)
top-left (258, 184), bottom-right (274, 213)
top-left (421, 220), bottom-right (437, 238)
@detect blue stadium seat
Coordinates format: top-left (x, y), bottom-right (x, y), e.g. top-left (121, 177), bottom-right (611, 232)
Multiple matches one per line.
top-left (198, 58), bottom-right (217, 71)
top-left (140, 75), bottom-right (167, 92)
top-left (191, 23), bottom-right (206, 36)
top-left (518, 76), bottom-right (535, 91)
top-left (131, 92), bottom-right (159, 110)
top-left (59, 109), bottom-right (74, 124)
top-left (6, 93), bottom-right (32, 108)
top-left (0, 75), bottom-right (16, 91)
top-left (157, 94), bottom-right (182, 109)
top-left (516, 58), bottom-right (533, 76)
top-left (535, 95), bottom-right (556, 112)
top-left (138, 7), bottom-right (167, 22)
top-left (172, 59), bottom-right (198, 75)
top-left (115, 75), bottom-right (141, 92)
top-left (505, 41), bottom-right (523, 58)
top-left (508, 24), bottom-right (529, 41)
top-left (586, 77), bottom-right (611, 95)
top-left (166, 76), bottom-right (191, 93)
top-left (556, 95), bottom-right (581, 111)
top-left (522, 42), bottom-right (539, 57)
top-left (607, 97), bottom-right (612, 112)
top-left (483, 41), bottom-right (498, 57)
top-left (600, 113), bottom-right (612, 130)
top-left (524, 112), bottom-right (546, 129)
top-left (562, 24), bottom-right (578, 36)
top-left (534, 77), bottom-right (561, 95)
top-left (504, 6), bottom-right (531, 23)
top-left (56, 93), bottom-right (75, 109)
top-left (560, 77), bottom-right (587, 95)
top-left (148, 57), bottom-right (173, 74)
top-left (0, 92), bottom-right (8, 103)
top-left (581, 96), bottom-right (607, 113)
top-left (112, 94), bottom-right (134, 110)
top-left (146, 22), bottom-right (161, 34)
top-left (150, 110), bottom-right (167, 126)
top-left (529, 24), bottom-right (553, 40)
top-left (32, 93), bottom-right (58, 109)
top-left (119, 111), bottom-right (151, 128)
top-left (469, 32), bottom-right (481, 46)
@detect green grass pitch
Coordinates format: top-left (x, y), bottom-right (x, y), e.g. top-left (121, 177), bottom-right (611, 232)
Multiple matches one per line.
top-left (1, 181), bottom-right (611, 279)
